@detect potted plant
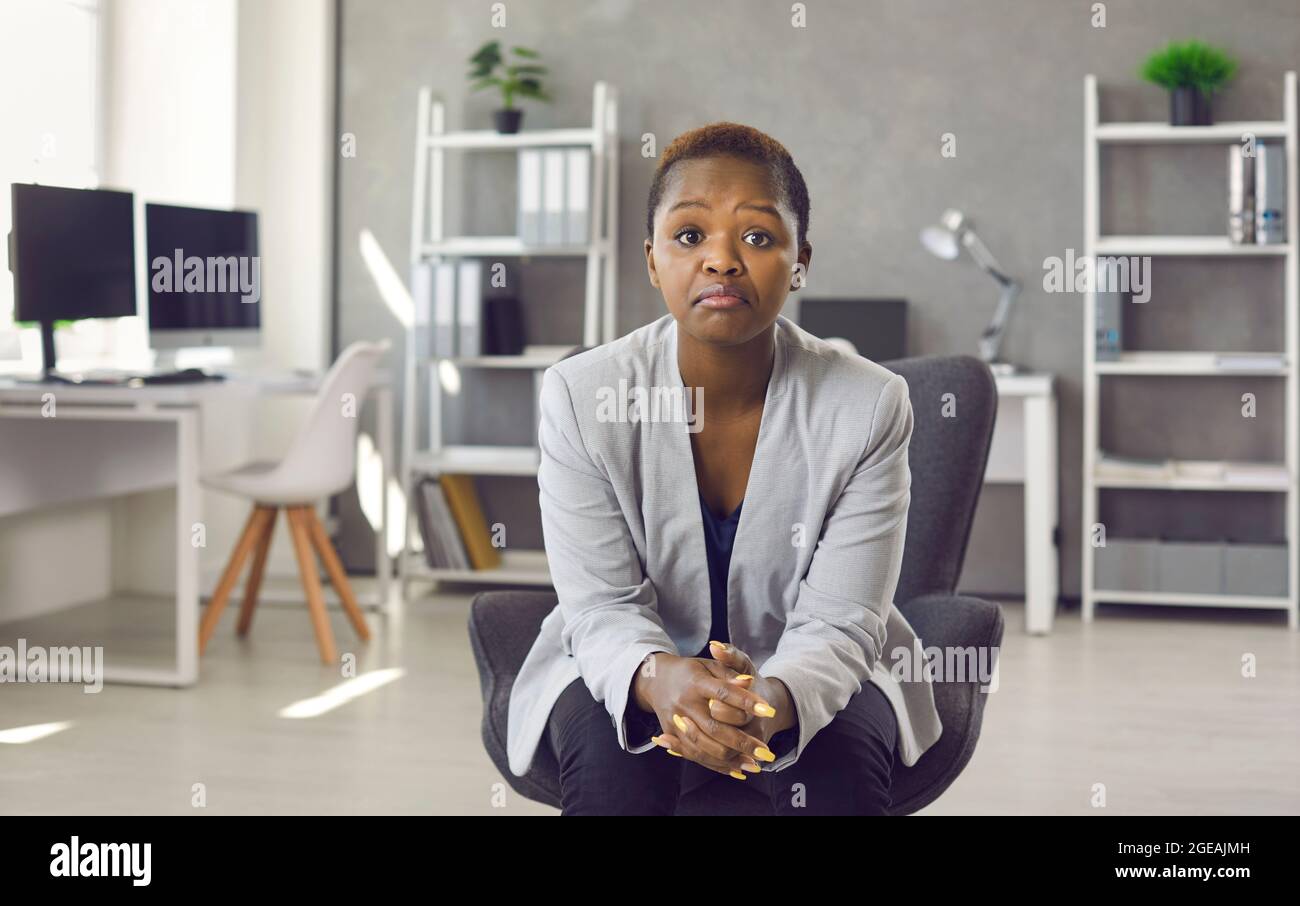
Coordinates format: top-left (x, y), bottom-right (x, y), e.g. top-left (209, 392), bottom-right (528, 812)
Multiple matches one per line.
top-left (467, 40), bottom-right (550, 134)
top-left (1139, 39), bottom-right (1238, 126)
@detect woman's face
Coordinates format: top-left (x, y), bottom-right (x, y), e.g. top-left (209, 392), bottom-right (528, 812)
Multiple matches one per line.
top-left (645, 155), bottom-right (811, 348)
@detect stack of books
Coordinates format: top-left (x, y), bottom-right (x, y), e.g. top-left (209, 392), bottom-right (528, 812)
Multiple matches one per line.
top-left (1096, 453), bottom-right (1289, 487)
top-left (1212, 352), bottom-right (1287, 371)
top-left (415, 475), bottom-right (503, 571)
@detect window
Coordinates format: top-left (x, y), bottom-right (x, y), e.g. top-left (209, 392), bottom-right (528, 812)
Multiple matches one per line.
top-left (0, 0), bottom-right (112, 370)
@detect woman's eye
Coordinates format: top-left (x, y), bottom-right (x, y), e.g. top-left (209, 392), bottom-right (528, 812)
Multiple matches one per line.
top-left (674, 229), bottom-right (702, 246)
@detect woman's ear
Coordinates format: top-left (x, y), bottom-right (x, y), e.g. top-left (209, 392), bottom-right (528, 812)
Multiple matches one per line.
top-left (645, 237), bottom-right (660, 289)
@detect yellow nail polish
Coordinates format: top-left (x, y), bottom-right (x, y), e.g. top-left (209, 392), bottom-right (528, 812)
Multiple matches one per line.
top-left (729, 770), bottom-right (746, 780)
top-left (754, 703), bottom-right (777, 718)
top-left (709, 640), bottom-right (726, 649)
top-left (672, 714), bottom-right (688, 732)
top-left (740, 762), bottom-right (761, 773)
top-left (667, 749), bottom-right (683, 757)
top-left (708, 698), bottom-right (717, 708)
top-left (754, 747), bottom-right (776, 763)
top-left (734, 674), bottom-right (753, 681)
top-left (650, 735), bottom-right (662, 746)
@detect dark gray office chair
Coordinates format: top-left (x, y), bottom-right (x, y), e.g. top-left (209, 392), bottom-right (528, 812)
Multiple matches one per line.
top-left (468, 354), bottom-right (1003, 814)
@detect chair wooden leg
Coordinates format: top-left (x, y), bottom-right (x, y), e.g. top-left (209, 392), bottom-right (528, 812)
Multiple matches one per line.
top-left (199, 506), bottom-right (274, 655)
top-left (286, 506), bottom-right (338, 665)
top-left (236, 507), bottom-right (278, 637)
top-left (304, 507), bottom-right (372, 642)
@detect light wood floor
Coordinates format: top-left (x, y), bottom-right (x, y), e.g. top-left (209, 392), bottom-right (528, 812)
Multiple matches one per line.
top-left (1, 587), bottom-right (1296, 815)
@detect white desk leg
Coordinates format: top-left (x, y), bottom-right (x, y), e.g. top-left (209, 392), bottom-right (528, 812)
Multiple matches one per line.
top-left (376, 385), bottom-right (394, 614)
top-left (174, 409), bottom-right (200, 684)
top-left (1023, 394), bottom-right (1059, 635)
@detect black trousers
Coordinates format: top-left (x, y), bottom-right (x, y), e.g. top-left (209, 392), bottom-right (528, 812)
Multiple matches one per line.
top-left (544, 676), bottom-right (898, 816)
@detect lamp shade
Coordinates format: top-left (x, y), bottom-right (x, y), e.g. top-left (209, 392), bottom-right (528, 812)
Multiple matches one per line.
top-left (920, 225), bottom-right (960, 260)
top-left (920, 208), bottom-right (968, 260)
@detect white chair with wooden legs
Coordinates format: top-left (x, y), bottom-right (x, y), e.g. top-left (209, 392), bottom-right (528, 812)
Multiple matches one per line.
top-left (198, 340), bottom-right (390, 665)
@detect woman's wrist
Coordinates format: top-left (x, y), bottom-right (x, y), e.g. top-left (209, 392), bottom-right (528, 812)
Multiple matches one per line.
top-left (631, 650), bottom-right (676, 713)
top-left (751, 676), bottom-right (796, 741)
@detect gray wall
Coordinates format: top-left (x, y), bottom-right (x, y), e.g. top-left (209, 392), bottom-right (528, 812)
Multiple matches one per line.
top-left (336, 0), bottom-right (1300, 600)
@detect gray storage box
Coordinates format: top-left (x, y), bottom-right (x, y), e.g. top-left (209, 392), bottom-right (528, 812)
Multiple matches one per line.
top-left (1158, 541), bottom-right (1225, 595)
top-left (1094, 538), bottom-right (1161, 591)
top-left (1223, 543), bottom-right (1288, 597)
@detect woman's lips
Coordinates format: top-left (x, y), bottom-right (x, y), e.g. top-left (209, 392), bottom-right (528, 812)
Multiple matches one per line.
top-left (695, 294), bottom-right (748, 310)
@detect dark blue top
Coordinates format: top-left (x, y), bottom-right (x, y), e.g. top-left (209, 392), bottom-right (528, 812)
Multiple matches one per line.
top-left (695, 490), bottom-right (742, 658)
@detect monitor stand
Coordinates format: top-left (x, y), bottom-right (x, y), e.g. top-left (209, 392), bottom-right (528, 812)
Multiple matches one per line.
top-left (32, 320), bottom-right (76, 383)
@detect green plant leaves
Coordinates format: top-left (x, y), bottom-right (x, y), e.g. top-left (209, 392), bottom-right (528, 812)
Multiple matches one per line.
top-left (1139, 39), bottom-right (1238, 94)
top-left (467, 40), bottom-right (550, 106)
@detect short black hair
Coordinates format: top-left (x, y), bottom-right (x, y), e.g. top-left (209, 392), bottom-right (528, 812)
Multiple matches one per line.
top-left (645, 121), bottom-right (810, 248)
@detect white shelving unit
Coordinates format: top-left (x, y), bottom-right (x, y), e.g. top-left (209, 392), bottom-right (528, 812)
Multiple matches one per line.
top-left (1082, 72), bottom-right (1300, 630)
top-left (400, 82), bottom-right (619, 591)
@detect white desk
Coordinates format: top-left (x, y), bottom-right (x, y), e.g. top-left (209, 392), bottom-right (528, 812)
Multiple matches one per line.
top-left (0, 372), bottom-right (393, 686)
top-left (983, 372), bottom-right (1060, 635)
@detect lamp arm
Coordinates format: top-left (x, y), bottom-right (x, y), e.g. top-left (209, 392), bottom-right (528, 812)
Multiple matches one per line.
top-left (979, 279), bottom-right (1021, 364)
top-left (962, 230), bottom-right (1015, 287)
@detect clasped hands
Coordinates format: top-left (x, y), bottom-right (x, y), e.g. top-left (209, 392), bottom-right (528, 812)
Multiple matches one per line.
top-left (631, 640), bottom-right (793, 780)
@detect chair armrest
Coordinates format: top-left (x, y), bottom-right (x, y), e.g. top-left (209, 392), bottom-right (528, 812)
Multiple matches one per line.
top-left (895, 592), bottom-right (1005, 655)
top-left (468, 590), bottom-right (559, 682)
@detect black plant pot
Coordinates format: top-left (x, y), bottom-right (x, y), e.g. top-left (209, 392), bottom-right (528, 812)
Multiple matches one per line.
top-left (493, 108), bottom-right (523, 134)
top-left (1170, 86), bottom-right (1213, 126)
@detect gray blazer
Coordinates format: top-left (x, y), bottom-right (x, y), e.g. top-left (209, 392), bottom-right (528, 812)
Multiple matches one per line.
top-left (506, 313), bottom-right (943, 777)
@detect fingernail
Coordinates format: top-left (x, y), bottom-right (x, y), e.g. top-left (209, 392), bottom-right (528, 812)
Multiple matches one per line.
top-left (667, 749), bottom-right (683, 757)
top-left (707, 698), bottom-right (717, 708)
top-left (754, 703), bottom-right (777, 718)
top-left (672, 714), bottom-right (688, 732)
top-left (729, 770), bottom-right (747, 780)
top-left (651, 735), bottom-right (664, 747)
top-left (754, 747), bottom-right (776, 763)
top-left (733, 674), bottom-right (753, 681)
top-left (709, 640), bottom-right (726, 649)
top-left (740, 761), bottom-right (761, 773)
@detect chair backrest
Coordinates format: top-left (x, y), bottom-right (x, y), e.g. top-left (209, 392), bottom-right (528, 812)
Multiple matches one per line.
top-left (278, 339), bottom-right (391, 497)
top-left (880, 354), bottom-right (998, 605)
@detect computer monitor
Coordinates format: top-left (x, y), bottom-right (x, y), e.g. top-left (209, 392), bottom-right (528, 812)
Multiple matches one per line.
top-left (9, 183), bottom-right (138, 377)
top-left (145, 203), bottom-right (260, 349)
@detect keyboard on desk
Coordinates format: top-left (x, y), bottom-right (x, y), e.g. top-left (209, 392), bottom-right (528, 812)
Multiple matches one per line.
top-left (39, 368), bottom-right (225, 386)
top-left (137, 368), bottom-right (225, 385)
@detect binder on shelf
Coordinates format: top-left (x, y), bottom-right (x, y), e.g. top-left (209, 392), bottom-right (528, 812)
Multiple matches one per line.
top-left (542, 148), bottom-right (566, 245)
top-left (457, 258), bottom-right (483, 357)
top-left (517, 149), bottom-right (542, 245)
top-left (565, 147), bottom-right (590, 245)
top-left (432, 260), bottom-right (457, 357)
top-left (1254, 141), bottom-right (1287, 245)
top-left (484, 296), bottom-right (525, 355)
top-left (410, 261), bottom-right (433, 360)
top-left (439, 474), bottom-right (503, 570)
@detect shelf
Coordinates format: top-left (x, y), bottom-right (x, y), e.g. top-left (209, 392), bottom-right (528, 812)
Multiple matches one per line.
top-left (424, 128), bottom-right (599, 150)
top-left (1095, 351), bottom-right (1289, 376)
top-left (1094, 473), bottom-right (1291, 492)
top-left (1082, 71), bottom-right (1300, 631)
top-left (420, 237), bottom-right (601, 258)
top-left (1095, 121), bottom-right (1287, 143)
top-left (441, 351), bottom-right (571, 369)
top-left (1090, 589), bottom-right (1291, 610)
top-left (403, 549), bottom-right (552, 586)
top-left (410, 445), bottom-right (540, 477)
top-left (1094, 236), bottom-right (1290, 256)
